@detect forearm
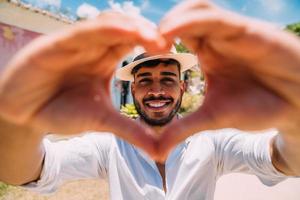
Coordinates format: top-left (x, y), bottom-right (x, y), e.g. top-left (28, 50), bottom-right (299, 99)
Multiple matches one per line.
top-left (272, 127), bottom-right (300, 176)
top-left (0, 117), bottom-right (45, 185)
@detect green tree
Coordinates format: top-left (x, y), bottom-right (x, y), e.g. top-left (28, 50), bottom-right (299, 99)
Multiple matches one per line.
top-left (285, 22), bottom-right (300, 37)
top-left (175, 42), bottom-right (190, 53)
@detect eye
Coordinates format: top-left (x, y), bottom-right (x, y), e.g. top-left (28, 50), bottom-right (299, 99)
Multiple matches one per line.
top-left (139, 78), bottom-right (152, 85)
top-left (161, 78), bottom-right (175, 85)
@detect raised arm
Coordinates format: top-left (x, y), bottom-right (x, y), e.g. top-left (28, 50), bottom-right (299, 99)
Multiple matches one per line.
top-left (0, 117), bottom-right (44, 185)
top-left (272, 126), bottom-right (300, 175)
top-left (0, 11), bottom-right (164, 185)
top-left (158, 0), bottom-right (300, 174)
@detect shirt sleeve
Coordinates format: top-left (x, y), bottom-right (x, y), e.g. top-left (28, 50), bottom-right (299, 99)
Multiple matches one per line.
top-left (212, 128), bottom-right (289, 186)
top-left (21, 132), bottom-right (113, 194)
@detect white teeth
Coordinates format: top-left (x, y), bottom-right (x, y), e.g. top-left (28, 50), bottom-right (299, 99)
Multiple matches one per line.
top-left (148, 102), bottom-right (166, 108)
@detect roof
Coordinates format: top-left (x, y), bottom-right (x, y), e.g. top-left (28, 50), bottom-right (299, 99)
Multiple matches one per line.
top-left (0, 0), bottom-right (74, 34)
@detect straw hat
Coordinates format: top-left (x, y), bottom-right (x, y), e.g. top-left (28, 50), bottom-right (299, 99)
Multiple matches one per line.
top-left (116, 52), bottom-right (198, 81)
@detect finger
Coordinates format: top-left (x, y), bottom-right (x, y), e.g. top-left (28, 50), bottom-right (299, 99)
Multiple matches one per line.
top-left (171, 15), bottom-right (300, 83)
top-left (160, 0), bottom-right (277, 42)
top-left (101, 107), bottom-right (159, 157)
top-left (26, 76), bottom-right (159, 157)
top-left (88, 44), bottom-right (135, 78)
top-left (13, 12), bottom-right (166, 72)
top-left (63, 11), bottom-right (166, 52)
top-left (209, 34), bottom-right (300, 83)
top-left (161, 12), bottom-right (247, 43)
top-left (255, 74), bottom-right (300, 109)
top-left (159, 0), bottom-right (217, 40)
top-left (160, 1), bottom-right (300, 82)
top-left (157, 105), bottom-right (217, 162)
top-left (160, 0), bottom-right (215, 24)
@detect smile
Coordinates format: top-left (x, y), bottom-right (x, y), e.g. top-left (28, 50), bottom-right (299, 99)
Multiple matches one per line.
top-left (144, 100), bottom-right (172, 110)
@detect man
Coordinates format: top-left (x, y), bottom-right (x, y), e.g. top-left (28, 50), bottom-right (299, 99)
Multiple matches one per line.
top-left (0, 1), bottom-right (300, 200)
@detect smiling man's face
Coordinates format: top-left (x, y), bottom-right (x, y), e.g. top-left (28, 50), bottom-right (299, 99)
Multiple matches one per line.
top-left (131, 59), bottom-right (185, 126)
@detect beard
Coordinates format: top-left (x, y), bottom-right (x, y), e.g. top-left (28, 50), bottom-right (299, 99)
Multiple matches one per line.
top-left (133, 95), bottom-right (182, 126)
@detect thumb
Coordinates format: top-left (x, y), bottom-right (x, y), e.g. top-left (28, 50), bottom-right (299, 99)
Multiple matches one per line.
top-left (101, 107), bottom-right (159, 157)
top-left (157, 106), bottom-right (216, 162)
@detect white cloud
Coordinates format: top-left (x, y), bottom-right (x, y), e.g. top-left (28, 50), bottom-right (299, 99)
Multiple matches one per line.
top-left (76, 3), bottom-right (100, 19)
top-left (108, 0), bottom-right (141, 16)
top-left (123, 1), bottom-right (141, 15)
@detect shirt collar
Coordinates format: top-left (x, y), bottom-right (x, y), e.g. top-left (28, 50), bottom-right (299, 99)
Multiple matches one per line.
top-left (134, 137), bottom-right (189, 165)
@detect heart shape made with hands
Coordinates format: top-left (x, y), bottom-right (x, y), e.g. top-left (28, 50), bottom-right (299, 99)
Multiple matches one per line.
top-left (103, 0), bottom-right (298, 161)
top-left (0, 0), bottom-right (299, 163)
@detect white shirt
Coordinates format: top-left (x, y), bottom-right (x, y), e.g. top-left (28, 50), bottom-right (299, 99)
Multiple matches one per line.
top-left (24, 129), bottom-right (287, 200)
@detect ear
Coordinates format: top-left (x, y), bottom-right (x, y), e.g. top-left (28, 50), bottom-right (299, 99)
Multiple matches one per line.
top-left (131, 82), bottom-right (135, 96)
top-left (180, 80), bottom-right (186, 94)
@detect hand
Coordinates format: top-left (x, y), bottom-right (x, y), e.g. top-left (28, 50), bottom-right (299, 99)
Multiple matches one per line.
top-left (157, 0), bottom-right (300, 161)
top-left (0, 12), bottom-right (166, 156)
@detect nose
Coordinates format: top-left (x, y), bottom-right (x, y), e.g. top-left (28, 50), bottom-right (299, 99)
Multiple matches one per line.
top-left (147, 82), bottom-right (165, 96)
top-left (148, 90), bottom-right (165, 96)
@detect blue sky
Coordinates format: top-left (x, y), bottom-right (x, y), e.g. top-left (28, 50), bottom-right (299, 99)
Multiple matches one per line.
top-left (22, 0), bottom-right (300, 25)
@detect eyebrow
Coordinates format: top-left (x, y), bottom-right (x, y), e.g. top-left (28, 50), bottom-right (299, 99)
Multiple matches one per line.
top-left (136, 71), bottom-right (178, 78)
top-left (137, 72), bottom-right (151, 78)
top-left (161, 72), bottom-right (177, 77)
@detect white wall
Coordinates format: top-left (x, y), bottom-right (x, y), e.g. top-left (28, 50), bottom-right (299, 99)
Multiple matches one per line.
top-left (0, 1), bottom-right (70, 34)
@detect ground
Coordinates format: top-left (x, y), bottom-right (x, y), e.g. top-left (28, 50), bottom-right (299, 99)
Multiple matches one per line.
top-left (0, 180), bottom-right (109, 200)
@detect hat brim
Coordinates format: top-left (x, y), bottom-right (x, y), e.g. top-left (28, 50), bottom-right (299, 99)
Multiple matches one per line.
top-left (115, 53), bottom-right (198, 81)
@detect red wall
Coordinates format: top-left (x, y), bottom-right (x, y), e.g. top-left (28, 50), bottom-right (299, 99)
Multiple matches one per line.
top-left (0, 22), bottom-right (41, 69)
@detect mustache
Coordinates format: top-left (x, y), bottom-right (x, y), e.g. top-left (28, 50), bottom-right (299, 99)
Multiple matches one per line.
top-left (143, 95), bottom-right (173, 103)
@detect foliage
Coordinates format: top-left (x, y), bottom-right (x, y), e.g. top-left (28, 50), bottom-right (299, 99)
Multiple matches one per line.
top-left (120, 104), bottom-right (139, 119)
top-left (188, 70), bottom-right (205, 82)
top-left (0, 182), bottom-right (10, 197)
top-left (175, 42), bottom-right (190, 53)
top-left (189, 71), bottom-right (200, 78)
top-left (179, 92), bottom-right (203, 116)
top-left (285, 22), bottom-right (300, 37)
